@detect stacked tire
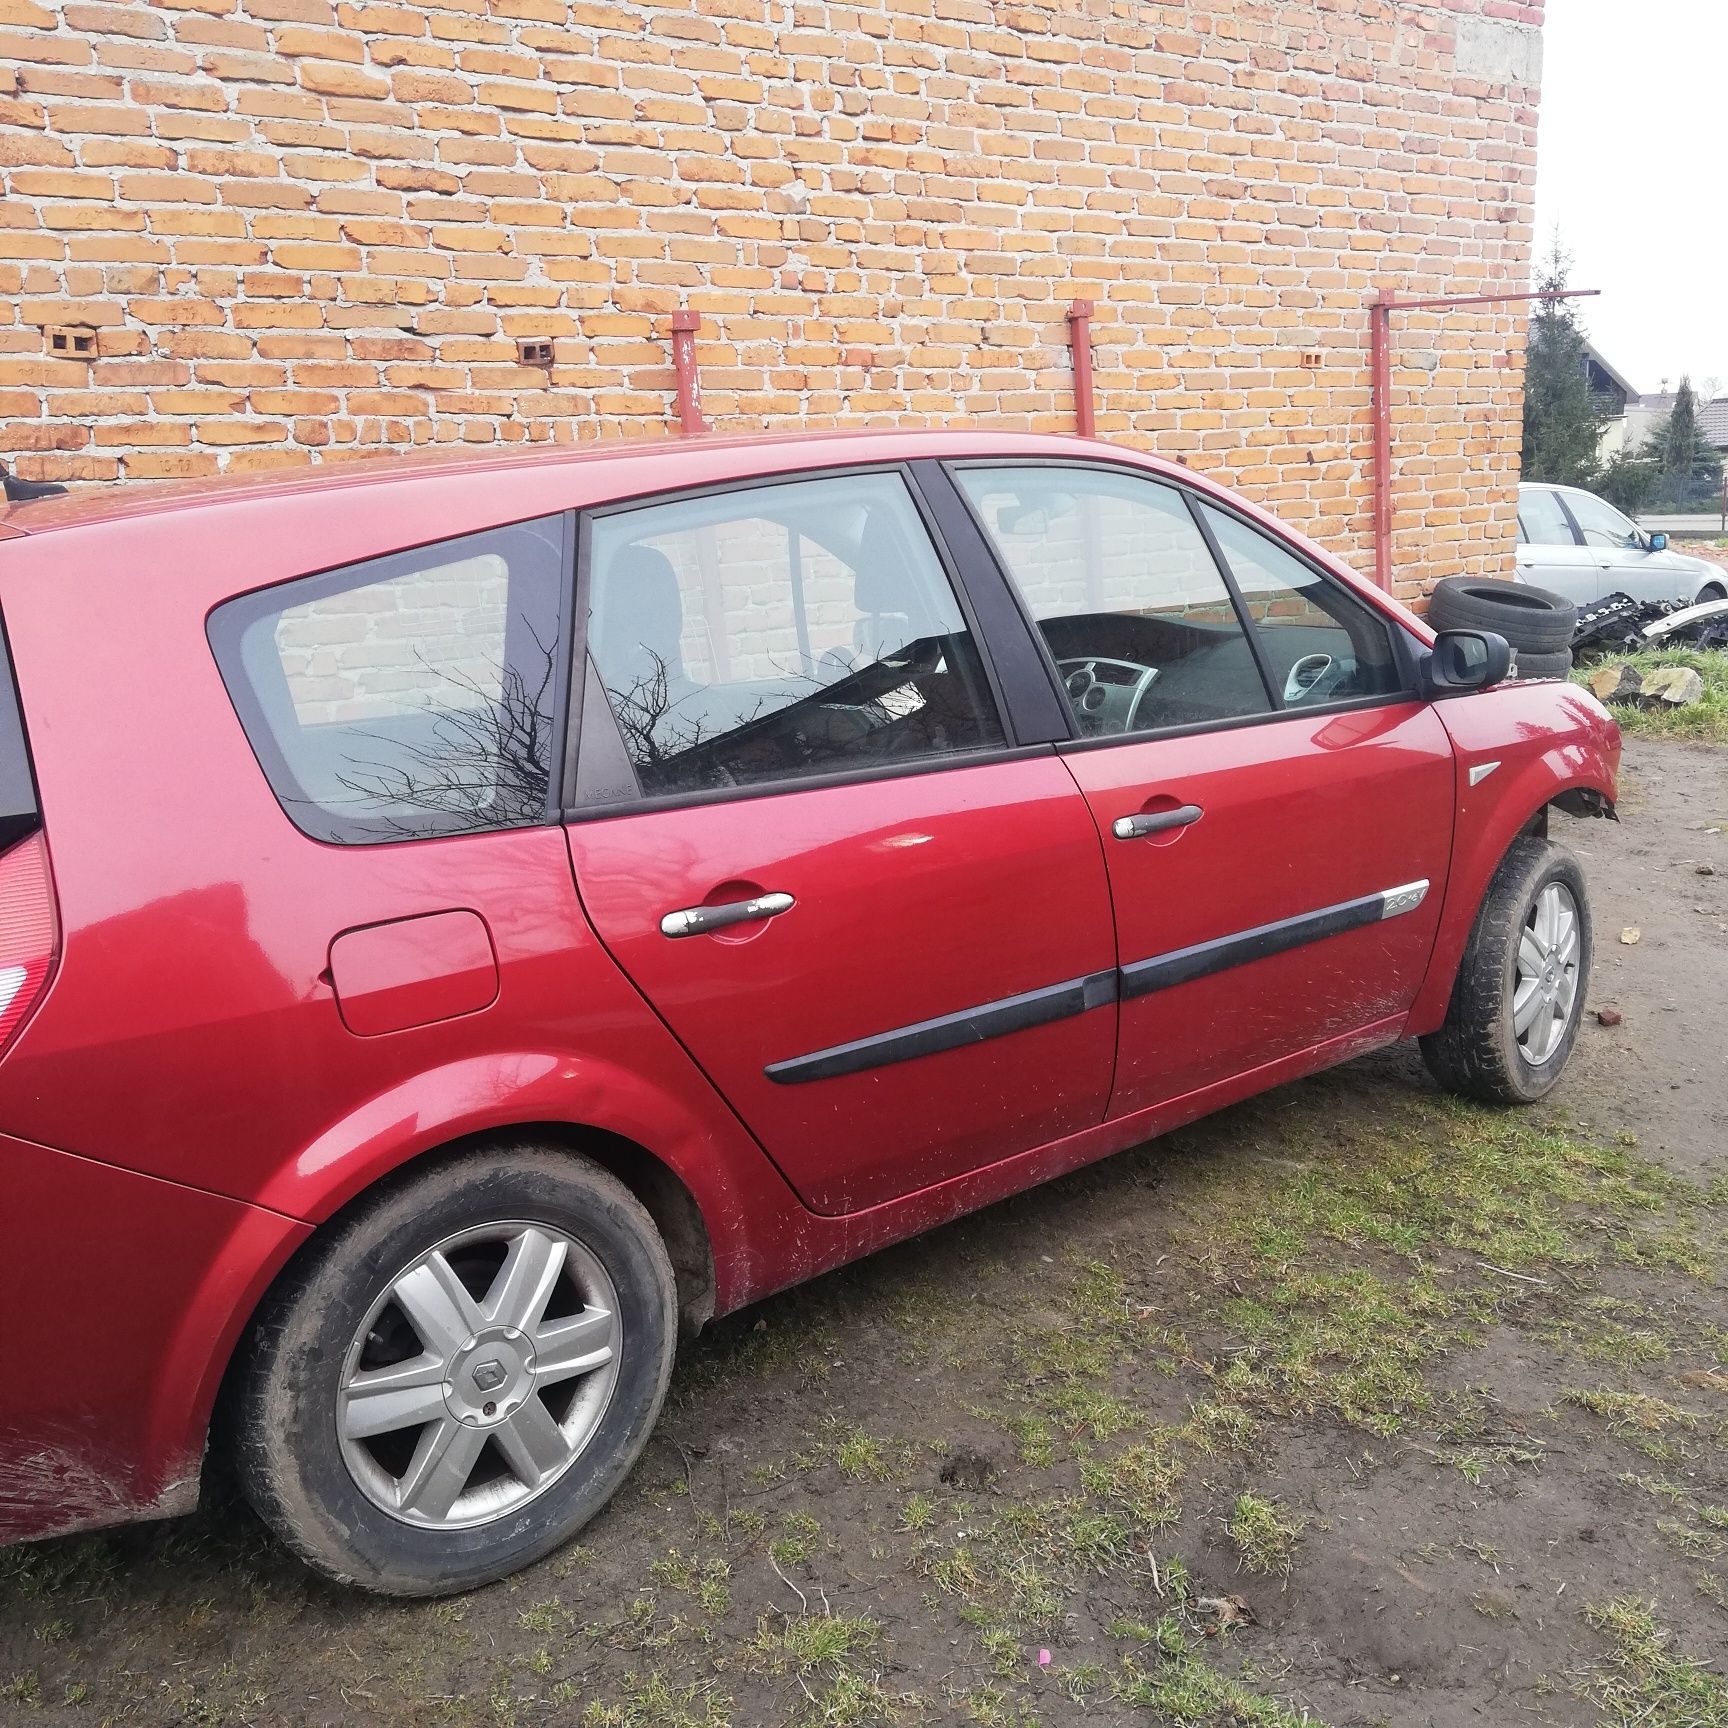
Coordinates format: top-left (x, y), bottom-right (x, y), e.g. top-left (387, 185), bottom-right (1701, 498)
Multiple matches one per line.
top-left (1427, 578), bottom-right (1576, 680)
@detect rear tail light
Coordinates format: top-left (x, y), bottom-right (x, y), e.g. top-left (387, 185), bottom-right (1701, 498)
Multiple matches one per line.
top-left (0, 832), bottom-right (56, 1052)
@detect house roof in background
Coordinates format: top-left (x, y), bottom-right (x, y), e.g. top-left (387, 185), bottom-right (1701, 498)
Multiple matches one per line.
top-left (1700, 398), bottom-right (1728, 448)
top-left (1584, 341), bottom-right (1639, 398)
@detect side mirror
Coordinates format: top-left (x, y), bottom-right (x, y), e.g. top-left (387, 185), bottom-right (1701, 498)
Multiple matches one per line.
top-left (1421, 629), bottom-right (1511, 697)
top-left (1647, 531), bottom-right (1669, 552)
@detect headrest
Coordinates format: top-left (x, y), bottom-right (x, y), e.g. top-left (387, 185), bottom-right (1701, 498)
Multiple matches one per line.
top-left (852, 509), bottom-right (927, 627)
top-left (597, 544), bottom-right (684, 684)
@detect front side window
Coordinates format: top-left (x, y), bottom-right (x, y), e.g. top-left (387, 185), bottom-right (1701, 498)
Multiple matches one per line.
top-left (211, 518), bottom-right (567, 843)
top-left (1199, 504), bottom-right (1403, 707)
top-left (953, 464), bottom-right (1271, 735)
top-left (1517, 488), bottom-right (1579, 546)
top-left (584, 472), bottom-right (1004, 798)
top-left (1563, 490), bottom-right (1643, 549)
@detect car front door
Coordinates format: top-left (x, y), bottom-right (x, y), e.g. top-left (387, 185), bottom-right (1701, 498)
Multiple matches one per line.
top-left (1558, 489), bottom-right (1684, 603)
top-left (1516, 486), bottom-right (1598, 600)
top-left (563, 467), bottom-right (1119, 1217)
top-left (947, 461), bottom-right (1455, 1119)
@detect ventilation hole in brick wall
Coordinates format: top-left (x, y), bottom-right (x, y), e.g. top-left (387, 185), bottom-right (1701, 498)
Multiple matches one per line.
top-left (1300, 350), bottom-right (1323, 369)
top-left (48, 327), bottom-right (97, 359)
top-left (516, 338), bottom-right (554, 367)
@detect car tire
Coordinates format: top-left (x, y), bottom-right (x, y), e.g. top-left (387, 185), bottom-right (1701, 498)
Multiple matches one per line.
top-left (1428, 578), bottom-right (1578, 653)
top-left (1511, 647), bottom-right (1572, 681)
top-left (233, 1145), bottom-right (677, 1596)
top-left (1420, 834), bottom-right (1591, 1105)
top-left (1697, 582), bottom-right (1726, 604)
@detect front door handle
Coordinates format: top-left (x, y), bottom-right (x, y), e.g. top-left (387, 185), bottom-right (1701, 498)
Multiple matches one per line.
top-left (660, 891), bottom-right (794, 938)
top-left (1112, 804), bottom-right (1202, 841)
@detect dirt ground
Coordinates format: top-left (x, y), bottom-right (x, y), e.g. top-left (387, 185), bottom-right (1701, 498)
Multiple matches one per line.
top-left (2, 737), bottom-right (1726, 1728)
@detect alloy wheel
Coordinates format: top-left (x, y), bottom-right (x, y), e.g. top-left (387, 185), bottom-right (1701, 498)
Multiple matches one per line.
top-left (336, 1222), bottom-right (620, 1530)
top-left (1512, 881), bottom-right (1582, 1066)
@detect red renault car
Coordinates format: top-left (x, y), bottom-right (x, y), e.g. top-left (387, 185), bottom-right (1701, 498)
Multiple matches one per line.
top-left (0, 432), bottom-right (1616, 1594)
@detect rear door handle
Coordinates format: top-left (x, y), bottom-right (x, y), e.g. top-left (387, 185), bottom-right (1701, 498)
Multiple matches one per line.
top-left (1112, 804), bottom-right (1202, 840)
top-left (660, 892), bottom-right (794, 938)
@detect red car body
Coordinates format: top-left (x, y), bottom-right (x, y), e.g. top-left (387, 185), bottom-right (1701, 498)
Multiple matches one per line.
top-left (0, 430), bottom-right (1619, 1546)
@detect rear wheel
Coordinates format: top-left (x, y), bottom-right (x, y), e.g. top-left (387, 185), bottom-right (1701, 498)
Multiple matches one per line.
top-left (1420, 835), bottom-right (1591, 1104)
top-left (234, 1147), bottom-right (676, 1595)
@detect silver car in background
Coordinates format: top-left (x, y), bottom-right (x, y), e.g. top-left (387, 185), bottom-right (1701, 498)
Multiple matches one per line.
top-left (1516, 482), bottom-right (1727, 605)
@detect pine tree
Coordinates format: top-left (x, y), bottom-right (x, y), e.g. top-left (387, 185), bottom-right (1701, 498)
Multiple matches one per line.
top-left (1520, 246), bottom-right (1607, 489)
top-left (1595, 444), bottom-right (1655, 516)
top-left (1639, 377), bottom-right (1724, 512)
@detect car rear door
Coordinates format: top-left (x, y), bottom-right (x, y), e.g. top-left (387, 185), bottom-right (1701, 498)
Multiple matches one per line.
top-left (946, 460), bottom-right (1454, 1119)
top-left (1516, 486), bottom-right (1598, 600)
top-left (563, 466), bottom-right (1118, 1217)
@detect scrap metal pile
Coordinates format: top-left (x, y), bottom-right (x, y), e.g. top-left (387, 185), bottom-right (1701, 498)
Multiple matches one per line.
top-left (1570, 591), bottom-right (1728, 713)
top-left (1571, 592), bottom-right (1728, 659)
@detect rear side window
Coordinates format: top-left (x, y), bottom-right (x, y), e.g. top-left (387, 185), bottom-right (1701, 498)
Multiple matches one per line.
top-left (584, 472), bottom-right (1004, 799)
top-left (1517, 489), bottom-right (1576, 546)
top-left (210, 518), bottom-right (568, 844)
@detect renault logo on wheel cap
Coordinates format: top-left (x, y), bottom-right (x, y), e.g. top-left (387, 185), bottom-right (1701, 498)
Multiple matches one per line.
top-left (471, 1359), bottom-right (507, 1392)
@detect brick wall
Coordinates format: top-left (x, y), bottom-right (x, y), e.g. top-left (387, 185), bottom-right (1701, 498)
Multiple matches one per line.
top-left (0, 0), bottom-right (1543, 602)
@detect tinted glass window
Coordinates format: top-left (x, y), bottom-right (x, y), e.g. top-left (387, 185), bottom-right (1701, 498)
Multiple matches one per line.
top-left (1199, 505), bottom-right (1404, 707)
top-left (0, 623), bottom-right (38, 851)
top-left (1517, 488), bottom-right (1577, 546)
top-left (585, 472), bottom-right (1003, 798)
top-left (1564, 490), bottom-right (1643, 549)
top-left (954, 464), bottom-right (1271, 734)
top-left (211, 518), bottom-right (567, 844)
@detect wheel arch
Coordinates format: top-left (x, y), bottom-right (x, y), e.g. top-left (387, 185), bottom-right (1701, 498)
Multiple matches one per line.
top-left (1408, 771), bottom-right (1615, 1038)
top-left (200, 1115), bottom-right (723, 1511)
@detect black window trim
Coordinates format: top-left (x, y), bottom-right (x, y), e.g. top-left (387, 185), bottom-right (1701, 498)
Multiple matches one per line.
top-left (561, 460), bottom-right (1057, 824)
top-left (1548, 488), bottom-right (1590, 548)
top-left (208, 508), bottom-right (579, 848)
top-left (1183, 491), bottom-right (1282, 712)
top-left (0, 612), bottom-right (41, 853)
top-left (938, 454), bottom-right (1426, 755)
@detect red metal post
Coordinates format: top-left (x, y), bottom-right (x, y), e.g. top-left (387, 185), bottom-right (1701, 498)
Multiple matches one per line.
top-left (1370, 291), bottom-right (1393, 590)
top-left (670, 308), bottom-right (706, 435)
top-left (1369, 285), bottom-right (1599, 591)
top-left (1068, 300), bottom-right (1095, 438)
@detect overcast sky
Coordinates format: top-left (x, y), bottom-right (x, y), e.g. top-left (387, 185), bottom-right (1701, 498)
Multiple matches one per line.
top-left (1533, 0), bottom-right (1727, 400)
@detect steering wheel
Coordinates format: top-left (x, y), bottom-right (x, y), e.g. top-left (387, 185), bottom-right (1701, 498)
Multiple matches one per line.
top-left (1057, 656), bottom-right (1160, 734)
top-left (1281, 652), bottom-right (1351, 706)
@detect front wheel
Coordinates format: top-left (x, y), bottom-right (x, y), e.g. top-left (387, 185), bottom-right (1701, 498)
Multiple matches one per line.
top-left (1420, 835), bottom-right (1592, 1104)
top-left (234, 1146), bottom-right (677, 1595)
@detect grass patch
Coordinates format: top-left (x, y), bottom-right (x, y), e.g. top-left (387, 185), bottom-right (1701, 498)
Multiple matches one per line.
top-left (1114, 1615), bottom-right (1318, 1725)
top-left (582, 1672), bottom-right (731, 1727)
top-left (1561, 1388), bottom-right (1699, 1433)
top-left (1581, 1598), bottom-right (1728, 1725)
top-left (1571, 648), bottom-right (1728, 743)
top-left (1225, 1493), bottom-right (1307, 1578)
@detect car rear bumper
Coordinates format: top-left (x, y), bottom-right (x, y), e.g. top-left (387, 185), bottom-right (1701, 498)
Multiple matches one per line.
top-left (0, 1132), bottom-right (309, 1545)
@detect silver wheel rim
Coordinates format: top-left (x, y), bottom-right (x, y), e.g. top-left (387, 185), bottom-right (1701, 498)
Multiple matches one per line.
top-left (1512, 881), bottom-right (1582, 1066)
top-left (336, 1222), bottom-right (620, 1531)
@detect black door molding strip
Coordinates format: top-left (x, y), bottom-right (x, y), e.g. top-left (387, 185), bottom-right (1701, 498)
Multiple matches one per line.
top-left (764, 880), bottom-right (1429, 1085)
